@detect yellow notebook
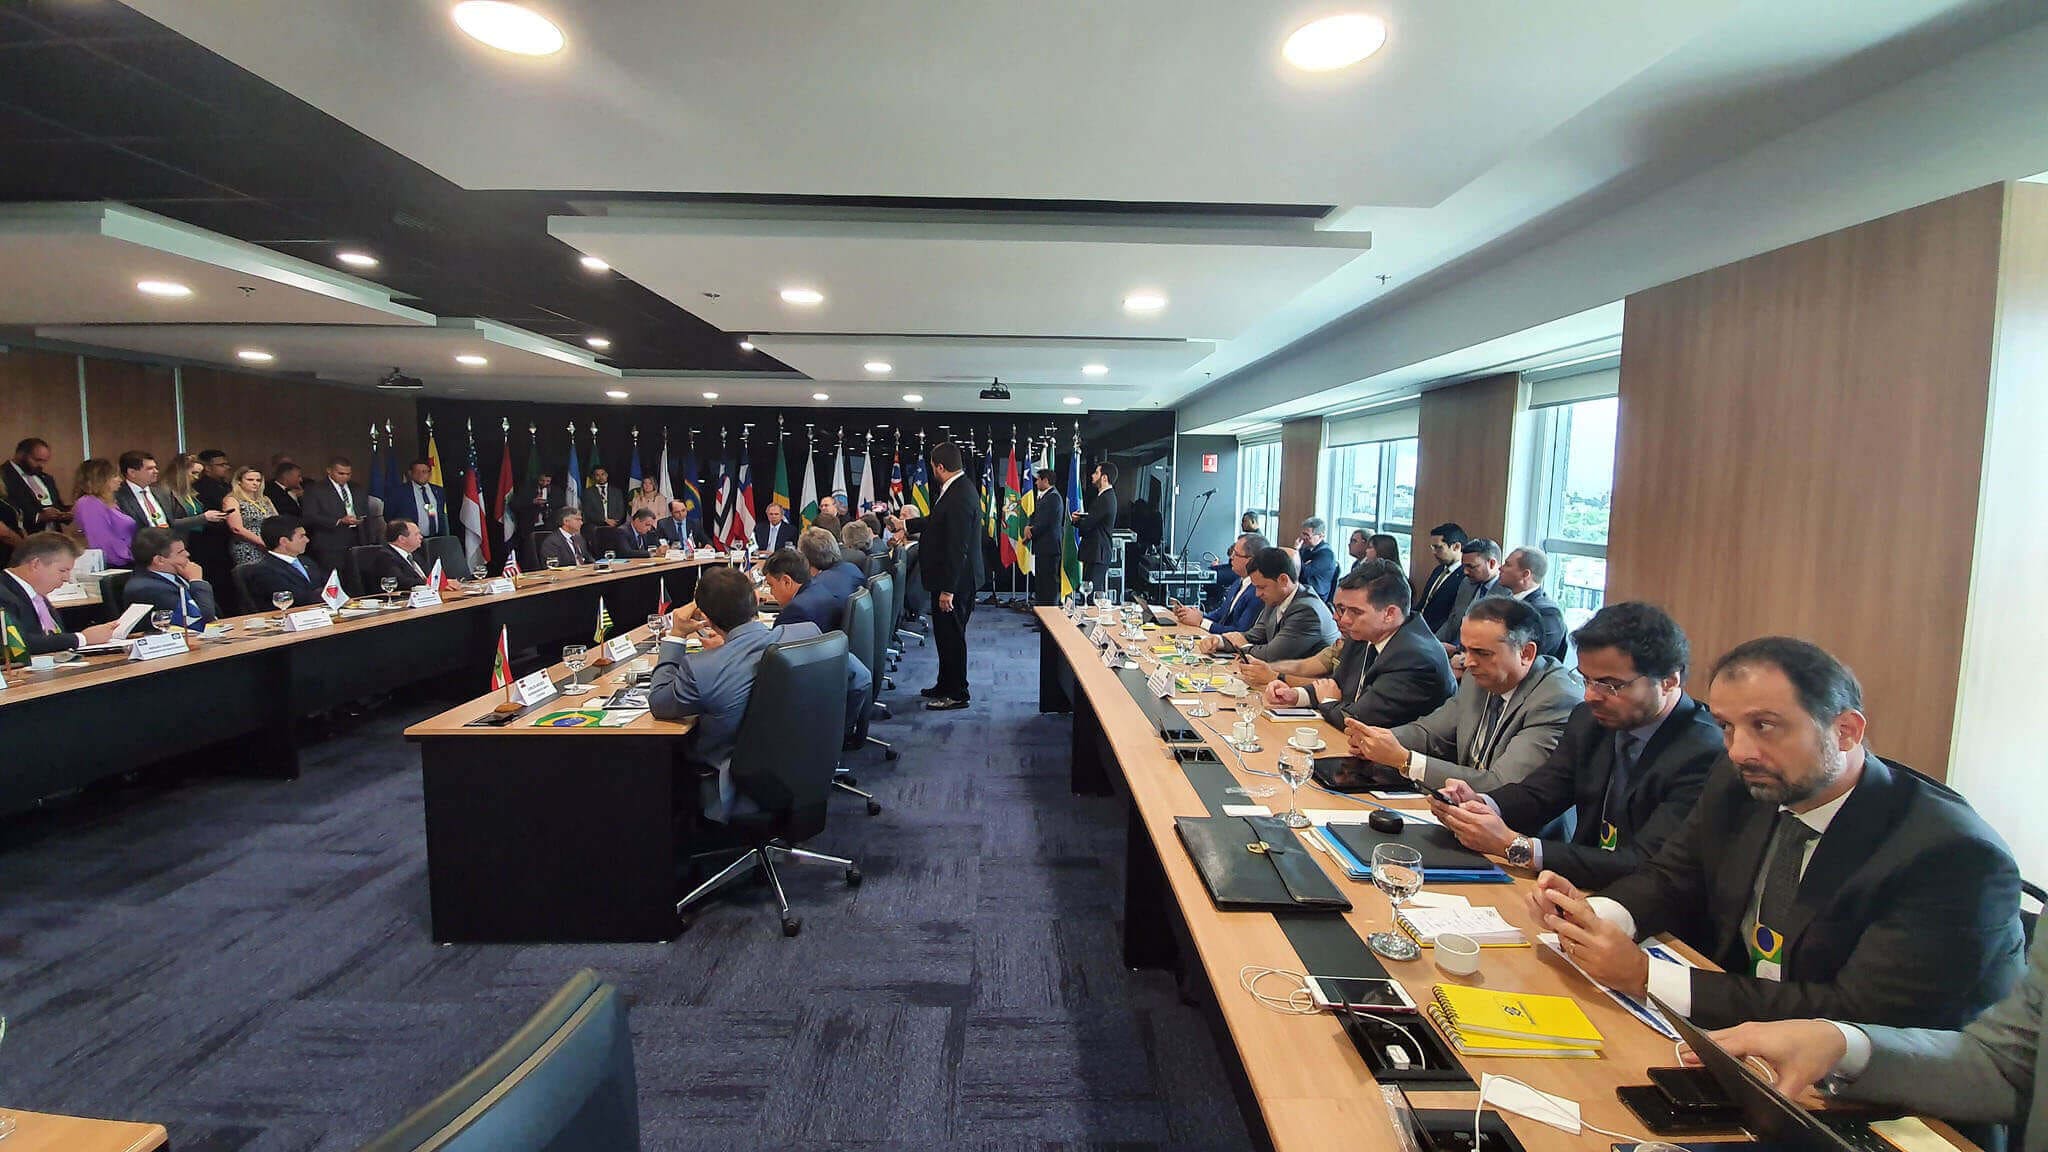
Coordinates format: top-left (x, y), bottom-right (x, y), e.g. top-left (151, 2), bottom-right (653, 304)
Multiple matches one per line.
top-left (1423, 1003), bottom-right (1602, 1058)
top-left (1430, 985), bottom-right (1603, 1049)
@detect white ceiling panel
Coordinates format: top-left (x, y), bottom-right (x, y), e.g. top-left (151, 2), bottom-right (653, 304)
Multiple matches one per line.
top-left (744, 335), bottom-right (1215, 390)
top-left (549, 215), bottom-right (1369, 340)
top-left (121, 1), bottom-right (1736, 208)
top-left (0, 204), bottom-right (432, 326)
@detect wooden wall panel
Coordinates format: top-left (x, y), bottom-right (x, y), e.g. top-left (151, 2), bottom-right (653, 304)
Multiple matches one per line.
top-left (1411, 372), bottom-right (1519, 585)
top-left (0, 348), bottom-right (85, 501)
top-left (81, 358), bottom-right (178, 469)
top-left (1607, 184), bottom-right (2005, 776)
top-left (180, 368), bottom-right (417, 477)
top-left (1276, 417), bottom-right (1321, 540)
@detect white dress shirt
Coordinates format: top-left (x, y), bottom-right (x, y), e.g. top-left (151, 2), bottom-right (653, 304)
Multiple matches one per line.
top-left (128, 481), bottom-right (168, 526)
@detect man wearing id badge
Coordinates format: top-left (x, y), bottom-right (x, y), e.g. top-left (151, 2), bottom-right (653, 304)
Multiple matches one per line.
top-left (1529, 637), bottom-right (2023, 1031)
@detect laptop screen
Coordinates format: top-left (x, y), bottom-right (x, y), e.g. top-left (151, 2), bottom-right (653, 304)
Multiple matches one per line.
top-left (1652, 996), bottom-right (1853, 1152)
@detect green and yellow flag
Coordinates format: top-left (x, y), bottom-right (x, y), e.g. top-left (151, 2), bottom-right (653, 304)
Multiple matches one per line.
top-left (594, 596), bottom-right (612, 645)
top-left (2, 607), bottom-right (26, 662)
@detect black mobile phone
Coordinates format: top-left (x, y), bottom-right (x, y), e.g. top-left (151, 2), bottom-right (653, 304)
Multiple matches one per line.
top-left (1615, 1086), bottom-right (1742, 1135)
top-left (1647, 1066), bottom-right (1735, 1110)
top-left (1428, 788), bottom-right (1457, 806)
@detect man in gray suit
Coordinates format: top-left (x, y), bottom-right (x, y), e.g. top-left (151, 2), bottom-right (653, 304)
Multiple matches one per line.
top-left (1346, 595), bottom-right (1581, 789)
top-left (1244, 559), bottom-right (1456, 731)
top-left (1194, 545), bottom-right (1338, 663)
top-left (1705, 934), bottom-right (2047, 1151)
top-left (1434, 537), bottom-right (1508, 653)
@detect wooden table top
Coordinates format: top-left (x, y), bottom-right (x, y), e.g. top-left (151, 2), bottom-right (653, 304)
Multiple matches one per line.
top-left (406, 620), bottom-right (698, 738)
top-left (1036, 607), bottom-right (1975, 1152)
top-left (0, 1108), bottom-right (166, 1152)
top-left (0, 554), bottom-right (718, 709)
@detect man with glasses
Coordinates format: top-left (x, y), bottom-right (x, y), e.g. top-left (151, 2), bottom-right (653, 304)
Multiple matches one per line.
top-left (1242, 559), bottom-right (1455, 730)
top-left (1171, 533), bottom-right (1266, 637)
top-left (1428, 602), bottom-right (1720, 888)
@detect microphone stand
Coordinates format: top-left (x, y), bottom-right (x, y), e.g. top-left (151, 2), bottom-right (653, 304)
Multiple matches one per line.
top-left (1180, 489), bottom-right (1216, 575)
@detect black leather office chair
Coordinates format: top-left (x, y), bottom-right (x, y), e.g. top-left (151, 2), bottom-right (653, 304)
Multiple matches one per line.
top-left (846, 586), bottom-right (895, 765)
top-left (420, 533), bottom-right (469, 577)
top-left (865, 571), bottom-right (896, 704)
top-left (892, 546), bottom-right (921, 649)
top-left (231, 562), bottom-right (258, 611)
top-left (100, 570), bottom-right (133, 615)
top-left (348, 545), bottom-right (388, 595)
top-left (355, 968), bottom-right (638, 1152)
top-left (676, 631), bottom-right (860, 937)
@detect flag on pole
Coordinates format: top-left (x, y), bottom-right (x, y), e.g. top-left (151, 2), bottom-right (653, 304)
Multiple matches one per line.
top-left (733, 457), bottom-right (756, 547)
top-left (627, 438), bottom-right (643, 487)
top-left (890, 453), bottom-right (904, 506)
top-left (772, 436), bottom-right (792, 514)
top-left (2, 607), bottom-right (25, 662)
top-left (427, 557), bottom-right (445, 592)
top-left (503, 551), bottom-right (521, 580)
top-left (459, 429), bottom-right (487, 569)
top-left (680, 438), bottom-right (703, 540)
top-left (1061, 449), bottom-right (1083, 599)
top-left (981, 445), bottom-right (998, 547)
top-left (656, 434), bottom-right (674, 505)
top-left (594, 596), bottom-right (612, 645)
top-left (1005, 446), bottom-right (1027, 570)
top-left (491, 626), bottom-right (512, 691)
top-left (566, 433), bottom-right (582, 496)
top-left (320, 567), bottom-right (348, 610)
top-left (587, 434), bottom-right (603, 486)
top-left (829, 436), bottom-right (846, 509)
top-left (910, 454), bottom-right (931, 516)
top-left (368, 433), bottom-right (384, 504)
top-left (493, 431), bottom-right (517, 557)
top-left (857, 447), bottom-right (875, 509)
top-left (657, 577), bottom-right (672, 617)
top-left (710, 446), bottom-right (731, 543)
top-left (424, 427), bottom-right (444, 487)
top-left (798, 441), bottom-right (819, 527)
top-left (382, 437), bottom-right (401, 507)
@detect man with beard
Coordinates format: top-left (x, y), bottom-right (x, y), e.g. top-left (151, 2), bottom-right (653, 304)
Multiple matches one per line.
top-left (1530, 637), bottom-right (2023, 1031)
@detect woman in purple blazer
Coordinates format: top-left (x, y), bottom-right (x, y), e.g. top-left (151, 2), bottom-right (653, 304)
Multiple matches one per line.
top-left (70, 457), bottom-right (137, 566)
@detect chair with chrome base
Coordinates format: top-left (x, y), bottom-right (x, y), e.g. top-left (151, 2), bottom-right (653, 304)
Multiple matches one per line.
top-left (894, 545), bottom-right (924, 648)
top-left (866, 570), bottom-right (896, 706)
top-left (834, 587), bottom-right (885, 813)
top-left (676, 630), bottom-right (861, 937)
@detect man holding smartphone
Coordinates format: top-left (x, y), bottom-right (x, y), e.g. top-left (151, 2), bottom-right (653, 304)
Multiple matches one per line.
top-left (1170, 533), bottom-right (1265, 636)
top-left (1243, 560), bottom-right (1454, 730)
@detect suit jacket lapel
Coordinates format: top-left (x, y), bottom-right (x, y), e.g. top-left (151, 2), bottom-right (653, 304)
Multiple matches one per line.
top-left (1575, 731), bottom-right (1617, 846)
top-left (1714, 799), bottom-right (1780, 963)
top-left (1781, 755), bottom-right (1900, 952)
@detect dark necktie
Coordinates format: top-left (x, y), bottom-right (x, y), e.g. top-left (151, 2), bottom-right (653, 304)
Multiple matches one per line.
top-left (1472, 693), bottom-right (1506, 766)
top-left (171, 575), bottom-right (194, 623)
top-left (1750, 815), bottom-right (1820, 970)
top-left (1599, 733), bottom-right (1640, 846)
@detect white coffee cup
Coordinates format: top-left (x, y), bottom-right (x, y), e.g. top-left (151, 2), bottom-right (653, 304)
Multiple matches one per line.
top-left (1435, 932), bottom-right (1482, 976)
top-left (29, 653), bottom-right (57, 671)
top-left (1293, 726), bottom-right (1320, 748)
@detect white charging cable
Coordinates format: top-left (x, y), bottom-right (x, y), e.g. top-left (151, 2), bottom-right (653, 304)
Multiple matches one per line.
top-left (1473, 1073), bottom-right (1650, 1146)
top-left (1238, 965), bottom-right (1429, 1067)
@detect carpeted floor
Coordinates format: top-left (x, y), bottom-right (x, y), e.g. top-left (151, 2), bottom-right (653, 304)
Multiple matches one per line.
top-left (0, 606), bottom-right (1251, 1150)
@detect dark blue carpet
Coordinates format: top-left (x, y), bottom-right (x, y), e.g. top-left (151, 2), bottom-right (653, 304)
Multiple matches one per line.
top-left (0, 607), bottom-right (1251, 1150)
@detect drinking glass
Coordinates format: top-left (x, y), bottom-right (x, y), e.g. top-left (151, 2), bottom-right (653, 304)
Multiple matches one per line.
top-left (562, 644), bottom-right (590, 693)
top-left (1368, 843), bottom-right (1427, 961)
top-left (604, 550), bottom-right (617, 566)
top-left (380, 576), bottom-right (399, 602)
top-left (546, 556), bottom-right (561, 579)
top-left (1277, 750), bottom-right (1314, 828)
top-left (646, 613), bottom-right (668, 648)
top-left (149, 609), bottom-right (172, 634)
top-left (272, 590), bottom-right (295, 618)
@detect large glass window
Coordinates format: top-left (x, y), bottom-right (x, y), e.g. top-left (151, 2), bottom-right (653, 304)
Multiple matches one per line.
top-left (1237, 440), bottom-right (1282, 537)
top-left (1318, 436), bottom-right (1418, 566)
top-left (1533, 396), bottom-right (1617, 628)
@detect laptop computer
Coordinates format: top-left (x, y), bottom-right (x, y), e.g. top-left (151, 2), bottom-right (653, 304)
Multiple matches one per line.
top-left (1655, 996), bottom-right (1900, 1152)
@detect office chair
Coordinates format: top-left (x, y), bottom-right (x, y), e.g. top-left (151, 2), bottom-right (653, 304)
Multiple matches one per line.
top-left (845, 586), bottom-right (895, 769)
top-left (865, 571), bottom-right (896, 704)
top-left (892, 546), bottom-right (921, 650)
top-left (676, 631), bottom-right (860, 937)
top-left (420, 533), bottom-right (469, 577)
top-left (348, 544), bottom-right (388, 593)
top-left (231, 562), bottom-right (258, 611)
top-left (100, 570), bottom-right (133, 614)
top-left (2023, 879), bottom-right (2044, 950)
top-left (355, 968), bottom-right (638, 1152)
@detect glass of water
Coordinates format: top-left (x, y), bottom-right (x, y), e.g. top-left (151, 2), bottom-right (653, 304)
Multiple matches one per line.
top-left (380, 575), bottom-right (399, 602)
top-left (1368, 843), bottom-right (1427, 961)
top-left (546, 556), bottom-right (561, 578)
top-left (647, 613), bottom-right (668, 647)
top-left (1277, 750), bottom-right (1314, 828)
top-left (150, 608), bottom-right (173, 634)
top-left (562, 644), bottom-right (590, 692)
top-left (272, 590), bottom-right (295, 618)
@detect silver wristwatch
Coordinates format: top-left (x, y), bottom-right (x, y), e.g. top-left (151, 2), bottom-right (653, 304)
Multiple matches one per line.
top-left (1505, 836), bottom-right (1535, 868)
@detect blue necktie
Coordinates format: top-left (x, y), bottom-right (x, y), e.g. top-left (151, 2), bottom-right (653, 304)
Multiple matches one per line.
top-left (292, 558), bottom-right (308, 581)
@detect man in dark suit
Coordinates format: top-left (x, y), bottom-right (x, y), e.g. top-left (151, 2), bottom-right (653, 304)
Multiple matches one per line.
top-left (657, 498), bottom-right (699, 549)
top-left (609, 508), bottom-right (660, 558)
top-left (1025, 467), bottom-right (1064, 606)
top-left (762, 549), bottom-right (843, 631)
top-left (1435, 537), bottom-right (1507, 653)
top-left (1172, 533), bottom-right (1268, 638)
top-left (1415, 522), bottom-right (1468, 633)
top-left (1431, 602), bottom-right (1719, 889)
top-left (264, 463), bottom-right (303, 519)
top-left (1195, 546), bottom-right (1338, 662)
top-left (755, 502), bottom-right (796, 552)
top-left (6, 437), bottom-right (72, 534)
top-left (387, 459), bottom-right (450, 538)
top-left (523, 471), bottom-right (564, 532)
top-left (1248, 559), bottom-right (1455, 731)
top-left (113, 450), bottom-right (174, 534)
top-left (1533, 637), bottom-right (2024, 1031)
top-left (1, 533), bottom-right (120, 653)
top-left (358, 519), bottom-right (432, 593)
top-left (1499, 546), bottom-right (1569, 661)
top-left (579, 466), bottom-right (624, 535)
top-left (297, 456), bottom-right (369, 582)
top-left (123, 527), bottom-right (220, 628)
top-left (899, 441), bottom-right (981, 710)
top-left (538, 508), bottom-right (591, 568)
top-left (242, 516), bottom-right (328, 608)
top-left (1295, 517), bottom-right (1339, 602)
top-left (1070, 460), bottom-right (1119, 592)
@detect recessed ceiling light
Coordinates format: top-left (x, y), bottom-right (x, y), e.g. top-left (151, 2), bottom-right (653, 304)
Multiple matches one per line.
top-left (579, 255), bottom-right (610, 272)
top-left (738, 340), bottom-right (754, 351)
top-left (780, 287), bottom-right (825, 305)
top-left (605, 390), bottom-right (630, 400)
top-left (1082, 363), bottom-right (1109, 376)
top-left (1122, 292), bottom-right (1167, 313)
top-left (812, 392), bottom-right (830, 401)
top-left (1063, 396), bottom-right (1085, 406)
top-left (1282, 13), bottom-right (1388, 72)
top-left (236, 349), bottom-right (274, 363)
top-left (336, 251), bottom-right (379, 269)
top-left (136, 280), bottom-right (191, 298)
top-left (902, 393), bottom-right (923, 404)
top-left (585, 336), bottom-right (611, 349)
top-left (864, 361), bottom-right (893, 374)
top-left (455, 353), bottom-right (488, 366)
top-left (452, 1), bottom-right (565, 56)
top-left (702, 391), bottom-right (719, 400)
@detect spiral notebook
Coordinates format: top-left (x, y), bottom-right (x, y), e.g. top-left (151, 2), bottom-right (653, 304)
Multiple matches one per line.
top-left (1427, 985), bottom-right (1603, 1050)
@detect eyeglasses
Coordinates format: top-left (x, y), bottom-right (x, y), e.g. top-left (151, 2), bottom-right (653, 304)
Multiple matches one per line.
top-left (1583, 673), bottom-right (1648, 698)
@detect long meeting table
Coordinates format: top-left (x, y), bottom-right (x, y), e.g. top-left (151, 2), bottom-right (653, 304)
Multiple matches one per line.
top-left (1035, 606), bottom-right (1975, 1152)
top-left (0, 554), bottom-right (719, 816)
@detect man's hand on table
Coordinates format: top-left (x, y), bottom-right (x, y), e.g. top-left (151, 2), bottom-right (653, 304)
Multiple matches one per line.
top-left (1530, 871), bottom-right (1649, 996)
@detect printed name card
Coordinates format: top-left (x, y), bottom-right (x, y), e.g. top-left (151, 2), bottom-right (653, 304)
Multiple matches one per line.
top-left (1087, 624), bottom-right (1109, 647)
top-left (282, 608), bottom-right (334, 633)
top-left (1146, 667), bottom-right (1174, 698)
top-left (1101, 646), bottom-right (1122, 669)
top-left (512, 669), bottom-right (558, 708)
top-left (130, 631), bottom-right (191, 661)
top-left (407, 586), bottom-right (443, 608)
top-left (484, 577), bottom-right (517, 595)
top-left (604, 636), bottom-right (640, 664)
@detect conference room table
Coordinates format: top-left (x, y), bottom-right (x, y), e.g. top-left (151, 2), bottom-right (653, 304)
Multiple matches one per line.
top-left (0, 1108), bottom-right (166, 1152)
top-left (0, 552), bottom-right (719, 816)
top-left (1034, 607), bottom-right (1976, 1152)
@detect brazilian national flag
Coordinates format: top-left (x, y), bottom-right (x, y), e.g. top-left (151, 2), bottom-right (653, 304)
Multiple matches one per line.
top-left (2, 607), bottom-right (26, 662)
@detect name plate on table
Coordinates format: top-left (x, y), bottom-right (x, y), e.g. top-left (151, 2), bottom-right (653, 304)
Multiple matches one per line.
top-left (129, 631), bottom-right (191, 661)
top-left (1101, 646), bottom-right (1124, 670)
top-left (282, 608), bottom-right (334, 632)
top-left (483, 577), bottom-right (516, 595)
top-left (604, 636), bottom-right (640, 664)
top-left (512, 669), bottom-right (559, 708)
top-left (1146, 667), bottom-right (1175, 698)
top-left (1087, 624), bottom-right (1109, 647)
top-left (407, 586), bottom-right (443, 608)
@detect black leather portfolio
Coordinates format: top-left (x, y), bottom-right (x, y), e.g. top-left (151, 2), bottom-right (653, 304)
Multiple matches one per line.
top-left (1174, 815), bottom-right (1352, 912)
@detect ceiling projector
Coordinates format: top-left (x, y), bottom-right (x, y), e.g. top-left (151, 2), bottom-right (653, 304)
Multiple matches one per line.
top-left (377, 367), bottom-right (425, 391)
top-left (978, 379), bottom-right (1011, 401)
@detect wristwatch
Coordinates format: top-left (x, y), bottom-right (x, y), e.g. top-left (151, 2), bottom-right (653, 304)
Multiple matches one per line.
top-left (1504, 837), bottom-right (1535, 868)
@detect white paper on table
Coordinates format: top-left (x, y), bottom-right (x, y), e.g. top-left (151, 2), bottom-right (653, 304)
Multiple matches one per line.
top-left (1221, 805), bottom-right (1272, 818)
top-left (1370, 790), bottom-right (1419, 800)
top-left (1405, 891), bottom-right (1472, 909)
